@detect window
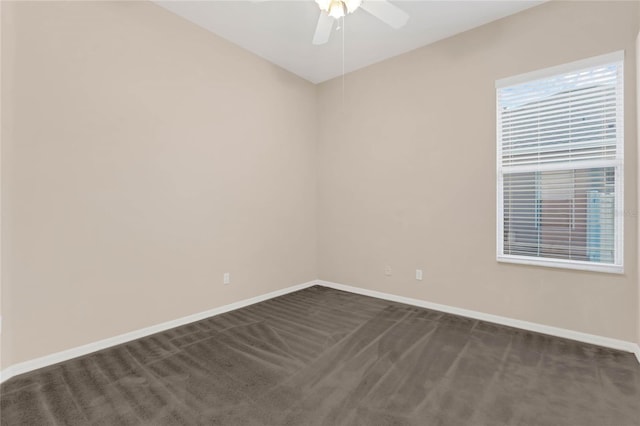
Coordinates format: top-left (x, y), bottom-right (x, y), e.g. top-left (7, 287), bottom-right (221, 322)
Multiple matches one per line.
top-left (496, 52), bottom-right (624, 273)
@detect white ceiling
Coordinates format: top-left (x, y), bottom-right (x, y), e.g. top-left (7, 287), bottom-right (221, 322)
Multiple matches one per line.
top-left (155, 0), bottom-right (544, 84)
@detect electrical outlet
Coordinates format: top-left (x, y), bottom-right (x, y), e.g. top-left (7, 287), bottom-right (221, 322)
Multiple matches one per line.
top-left (223, 273), bottom-right (230, 285)
top-left (384, 265), bottom-right (392, 276)
top-left (416, 269), bottom-right (423, 281)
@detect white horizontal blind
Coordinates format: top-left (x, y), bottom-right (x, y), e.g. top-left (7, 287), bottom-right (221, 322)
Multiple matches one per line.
top-left (497, 52), bottom-right (624, 272)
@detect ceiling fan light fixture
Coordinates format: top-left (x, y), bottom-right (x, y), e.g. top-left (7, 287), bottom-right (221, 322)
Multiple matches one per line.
top-left (312, 0), bottom-right (409, 45)
top-left (328, 1), bottom-right (346, 19)
top-left (316, 0), bottom-right (361, 19)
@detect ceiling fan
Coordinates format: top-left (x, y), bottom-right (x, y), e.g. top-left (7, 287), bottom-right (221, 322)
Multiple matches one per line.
top-left (312, 0), bottom-right (409, 45)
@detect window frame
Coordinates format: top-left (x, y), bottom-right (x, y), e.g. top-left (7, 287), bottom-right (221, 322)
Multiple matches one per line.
top-left (496, 51), bottom-right (624, 274)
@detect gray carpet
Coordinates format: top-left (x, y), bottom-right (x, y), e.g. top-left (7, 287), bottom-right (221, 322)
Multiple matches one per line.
top-left (1, 286), bottom-right (639, 425)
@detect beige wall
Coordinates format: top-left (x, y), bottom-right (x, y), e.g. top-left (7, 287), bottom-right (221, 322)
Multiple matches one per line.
top-left (317, 0), bottom-right (639, 342)
top-left (637, 10), bottom-right (640, 348)
top-left (1, 1), bottom-right (317, 368)
top-left (0, 0), bottom-right (4, 370)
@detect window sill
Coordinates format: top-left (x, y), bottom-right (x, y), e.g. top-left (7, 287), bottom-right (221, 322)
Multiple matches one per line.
top-left (497, 255), bottom-right (624, 274)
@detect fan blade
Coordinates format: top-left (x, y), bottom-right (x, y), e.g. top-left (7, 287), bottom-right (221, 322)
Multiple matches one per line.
top-left (312, 12), bottom-right (334, 45)
top-left (361, 0), bottom-right (409, 29)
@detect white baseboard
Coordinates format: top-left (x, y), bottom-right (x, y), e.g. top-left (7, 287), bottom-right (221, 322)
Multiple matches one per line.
top-left (0, 280), bottom-right (317, 384)
top-left (317, 280), bottom-right (640, 364)
top-left (2, 278), bottom-right (638, 384)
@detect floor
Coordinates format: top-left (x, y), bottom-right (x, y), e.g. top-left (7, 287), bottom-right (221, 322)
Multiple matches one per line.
top-left (1, 286), bottom-right (639, 426)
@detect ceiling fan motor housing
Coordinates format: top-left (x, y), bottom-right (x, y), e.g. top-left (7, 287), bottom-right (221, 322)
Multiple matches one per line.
top-left (312, 0), bottom-right (408, 45)
top-left (316, 0), bottom-right (363, 19)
